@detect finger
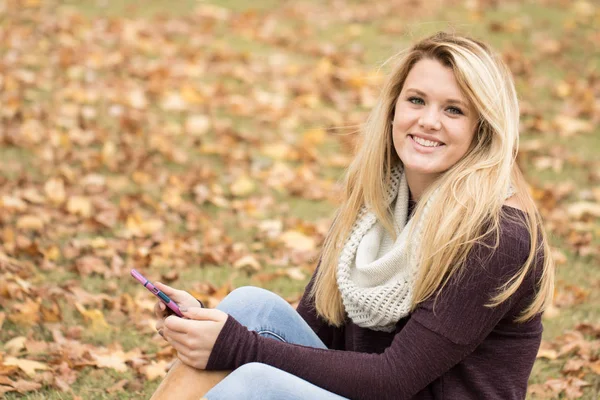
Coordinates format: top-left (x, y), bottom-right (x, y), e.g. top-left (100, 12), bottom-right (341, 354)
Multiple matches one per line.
top-left (180, 307), bottom-right (226, 322)
top-left (162, 326), bottom-right (188, 345)
top-left (154, 301), bottom-right (167, 317)
top-left (165, 333), bottom-right (193, 357)
top-left (155, 282), bottom-right (179, 296)
top-left (155, 318), bottom-right (164, 332)
top-left (164, 315), bottom-right (193, 333)
top-left (164, 314), bottom-right (217, 334)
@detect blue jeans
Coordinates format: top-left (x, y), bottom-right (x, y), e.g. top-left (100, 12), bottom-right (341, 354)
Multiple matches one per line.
top-left (204, 286), bottom-right (348, 400)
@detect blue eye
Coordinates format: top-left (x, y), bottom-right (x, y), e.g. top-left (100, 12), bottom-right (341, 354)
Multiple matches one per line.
top-left (408, 96), bottom-right (424, 105)
top-left (447, 107), bottom-right (463, 115)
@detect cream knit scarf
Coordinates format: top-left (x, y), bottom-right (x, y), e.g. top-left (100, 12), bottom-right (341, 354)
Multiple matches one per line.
top-left (337, 163), bottom-right (515, 332)
top-left (336, 164), bottom-right (429, 332)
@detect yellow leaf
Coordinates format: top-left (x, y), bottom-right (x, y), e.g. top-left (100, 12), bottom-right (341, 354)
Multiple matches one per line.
top-left (44, 178), bottom-right (67, 205)
top-left (102, 141), bottom-right (118, 167)
top-left (67, 196), bottom-right (93, 217)
top-left (536, 348), bottom-right (558, 360)
top-left (233, 255), bottom-right (262, 272)
top-left (0, 196), bottom-right (27, 212)
top-left (554, 115), bottom-right (593, 137)
top-left (74, 303), bottom-right (109, 330)
top-left (161, 91), bottom-right (186, 111)
top-left (43, 245), bottom-right (61, 261)
top-left (230, 175), bottom-right (256, 197)
top-left (127, 89), bottom-right (148, 109)
top-left (88, 349), bottom-right (127, 372)
top-left (302, 128), bottom-right (326, 146)
top-left (16, 215), bottom-right (44, 232)
top-left (141, 360), bottom-right (171, 381)
top-left (567, 202), bottom-right (600, 219)
top-left (180, 85), bottom-right (204, 104)
top-left (543, 304), bottom-right (560, 319)
top-left (4, 337), bottom-right (27, 355)
top-left (573, 0), bottom-right (595, 17)
top-left (3, 357), bottom-right (49, 377)
top-left (285, 267), bottom-right (306, 281)
top-left (185, 115), bottom-right (210, 136)
top-left (279, 231), bottom-right (316, 252)
top-left (8, 299), bottom-right (40, 326)
top-left (261, 143), bottom-right (298, 161)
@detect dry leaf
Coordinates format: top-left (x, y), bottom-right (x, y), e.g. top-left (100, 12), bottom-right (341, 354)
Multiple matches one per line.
top-left (4, 337), bottom-right (27, 355)
top-left (67, 196), bottom-right (93, 217)
top-left (140, 360), bottom-right (170, 381)
top-left (230, 175), bottom-right (256, 197)
top-left (44, 178), bottom-right (66, 205)
top-left (233, 255), bottom-right (262, 272)
top-left (16, 215), bottom-right (44, 232)
top-left (279, 231), bottom-right (315, 252)
top-left (74, 303), bottom-right (109, 330)
top-left (3, 357), bottom-right (49, 377)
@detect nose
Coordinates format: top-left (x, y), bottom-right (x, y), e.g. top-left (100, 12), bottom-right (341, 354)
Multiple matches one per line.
top-left (418, 107), bottom-right (441, 131)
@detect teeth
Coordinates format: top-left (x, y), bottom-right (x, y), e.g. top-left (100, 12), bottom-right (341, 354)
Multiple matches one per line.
top-left (413, 135), bottom-right (442, 147)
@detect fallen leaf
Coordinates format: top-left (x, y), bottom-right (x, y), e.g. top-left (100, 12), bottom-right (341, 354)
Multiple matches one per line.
top-left (140, 359), bottom-right (170, 380)
top-left (233, 254), bottom-right (262, 272)
top-left (3, 357), bottom-right (49, 377)
top-left (16, 215), bottom-right (44, 232)
top-left (74, 303), bottom-right (109, 330)
top-left (230, 175), bottom-right (256, 197)
top-left (279, 230), bottom-right (315, 252)
top-left (3, 337), bottom-right (27, 355)
top-left (67, 196), bottom-right (93, 217)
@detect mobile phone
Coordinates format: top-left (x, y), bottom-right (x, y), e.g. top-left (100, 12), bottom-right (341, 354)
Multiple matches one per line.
top-left (130, 269), bottom-right (183, 317)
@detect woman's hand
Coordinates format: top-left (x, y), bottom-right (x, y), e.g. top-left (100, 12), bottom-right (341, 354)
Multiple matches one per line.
top-left (162, 307), bottom-right (229, 369)
top-left (153, 282), bottom-right (203, 335)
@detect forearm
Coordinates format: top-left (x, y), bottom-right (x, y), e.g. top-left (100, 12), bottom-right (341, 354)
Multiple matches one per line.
top-left (207, 316), bottom-right (472, 400)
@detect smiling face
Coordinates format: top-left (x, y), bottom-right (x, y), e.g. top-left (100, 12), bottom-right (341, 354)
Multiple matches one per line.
top-left (392, 58), bottom-right (479, 199)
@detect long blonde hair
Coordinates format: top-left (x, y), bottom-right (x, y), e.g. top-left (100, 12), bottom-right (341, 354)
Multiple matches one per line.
top-left (310, 32), bottom-right (554, 326)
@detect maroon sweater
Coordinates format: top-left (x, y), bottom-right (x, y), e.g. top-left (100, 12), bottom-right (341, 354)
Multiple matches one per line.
top-left (207, 207), bottom-right (544, 399)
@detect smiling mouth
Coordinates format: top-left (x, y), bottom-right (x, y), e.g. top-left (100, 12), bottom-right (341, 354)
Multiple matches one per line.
top-left (409, 135), bottom-right (445, 148)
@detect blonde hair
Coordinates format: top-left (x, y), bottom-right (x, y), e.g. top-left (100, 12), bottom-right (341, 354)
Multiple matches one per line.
top-left (310, 32), bottom-right (554, 326)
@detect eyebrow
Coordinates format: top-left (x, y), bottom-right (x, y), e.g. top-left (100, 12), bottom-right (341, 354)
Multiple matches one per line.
top-left (405, 88), bottom-right (469, 109)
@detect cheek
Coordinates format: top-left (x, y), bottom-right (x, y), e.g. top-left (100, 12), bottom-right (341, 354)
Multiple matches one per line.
top-left (449, 123), bottom-right (477, 154)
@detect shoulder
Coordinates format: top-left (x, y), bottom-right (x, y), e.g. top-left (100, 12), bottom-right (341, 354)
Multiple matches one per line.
top-left (503, 195), bottom-right (524, 211)
top-left (465, 206), bottom-right (532, 272)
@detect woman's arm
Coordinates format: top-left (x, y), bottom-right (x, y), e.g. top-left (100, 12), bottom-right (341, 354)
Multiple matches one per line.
top-left (295, 264), bottom-right (345, 349)
top-left (206, 225), bottom-right (537, 400)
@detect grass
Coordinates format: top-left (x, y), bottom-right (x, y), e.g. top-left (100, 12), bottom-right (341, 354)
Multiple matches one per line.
top-left (1, 0), bottom-right (598, 398)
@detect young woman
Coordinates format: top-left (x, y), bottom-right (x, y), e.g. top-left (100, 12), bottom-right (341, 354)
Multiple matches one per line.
top-left (149, 32), bottom-right (554, 400)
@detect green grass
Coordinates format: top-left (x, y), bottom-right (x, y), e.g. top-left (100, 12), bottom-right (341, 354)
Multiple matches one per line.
top-left (1, 0), bottom-right (598, 398)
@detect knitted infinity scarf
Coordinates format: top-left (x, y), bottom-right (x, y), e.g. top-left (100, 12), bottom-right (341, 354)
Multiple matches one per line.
top-left (336, 164), bottom-right (431, 332)
top-left (337, 164), bottom-right (515, 332)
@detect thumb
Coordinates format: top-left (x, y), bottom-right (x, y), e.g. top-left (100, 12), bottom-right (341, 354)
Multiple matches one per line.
top-left (181, 306), bottom-right (226, 322)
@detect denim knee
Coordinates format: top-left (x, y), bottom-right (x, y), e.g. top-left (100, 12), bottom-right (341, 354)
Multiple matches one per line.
top-left (217, 286), bottom-right (284, 314)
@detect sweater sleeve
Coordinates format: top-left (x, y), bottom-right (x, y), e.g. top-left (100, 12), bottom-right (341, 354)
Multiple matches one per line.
top-left (206, 224), bottom-right (536, 400)
top-left (295, 265), bottom-right (344, 349)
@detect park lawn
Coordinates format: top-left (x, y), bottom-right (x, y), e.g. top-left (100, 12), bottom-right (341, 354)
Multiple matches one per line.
top-left (0, 0), bottom-right (598, 398)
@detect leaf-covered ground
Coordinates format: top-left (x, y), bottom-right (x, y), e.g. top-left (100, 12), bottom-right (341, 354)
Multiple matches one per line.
top-left (0, 0), bottom-right (598, 398)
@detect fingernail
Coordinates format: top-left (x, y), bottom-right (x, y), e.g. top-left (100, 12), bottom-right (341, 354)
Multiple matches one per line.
top-left (158, 330), bottom-right (164, 337)
top-left (179, 306), bottom-right (187, 312)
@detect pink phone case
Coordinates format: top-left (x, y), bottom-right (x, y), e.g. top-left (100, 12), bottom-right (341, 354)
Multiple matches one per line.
top-left (131, 269), bottom-right (183, 317)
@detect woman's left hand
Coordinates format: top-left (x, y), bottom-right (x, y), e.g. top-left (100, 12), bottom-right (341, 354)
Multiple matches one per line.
top-left (162, 307), bottom-right (229, 369)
